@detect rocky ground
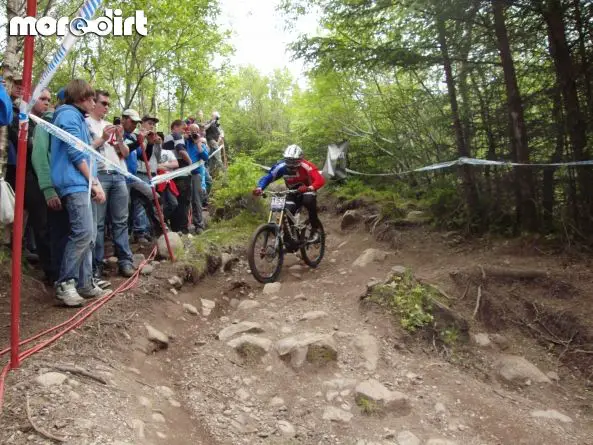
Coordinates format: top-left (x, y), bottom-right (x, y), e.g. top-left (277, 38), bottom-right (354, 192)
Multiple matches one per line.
top-left (0, 212), bottom-right (592, 445)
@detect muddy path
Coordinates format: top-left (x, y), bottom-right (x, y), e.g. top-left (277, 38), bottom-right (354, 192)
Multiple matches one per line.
top-left (1, 214), bottom-right (592, 445)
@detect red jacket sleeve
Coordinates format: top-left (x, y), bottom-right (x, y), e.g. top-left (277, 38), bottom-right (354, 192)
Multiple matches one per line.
top-left (303, 159), bottom-right (326, 190)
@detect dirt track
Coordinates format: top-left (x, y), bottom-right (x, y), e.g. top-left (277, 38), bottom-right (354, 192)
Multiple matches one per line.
top-left (0, 214), bottom-right (592, 444)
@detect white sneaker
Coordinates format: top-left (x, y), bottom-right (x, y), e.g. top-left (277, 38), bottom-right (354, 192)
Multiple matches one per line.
top-left (55, 280), bottom-right (85, 307)
top-left (93, 278), bottom-right (112, 290)
top-left (78, 284), bottom-right (110, 299)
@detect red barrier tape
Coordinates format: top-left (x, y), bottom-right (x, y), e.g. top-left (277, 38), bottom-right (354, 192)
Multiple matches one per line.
top-left (0, 247), bottom-right (157, 411)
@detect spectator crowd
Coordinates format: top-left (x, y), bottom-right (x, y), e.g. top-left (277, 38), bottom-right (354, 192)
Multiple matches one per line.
top-left (0, 77), bottom-right (226, 308)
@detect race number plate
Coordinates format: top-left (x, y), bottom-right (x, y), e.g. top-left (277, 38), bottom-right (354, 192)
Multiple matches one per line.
top-left (270, 196), bottom-right (286, 211)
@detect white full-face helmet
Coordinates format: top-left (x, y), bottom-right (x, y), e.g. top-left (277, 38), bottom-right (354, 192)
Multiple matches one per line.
top-left (283, 144), bottom-right (303, 170)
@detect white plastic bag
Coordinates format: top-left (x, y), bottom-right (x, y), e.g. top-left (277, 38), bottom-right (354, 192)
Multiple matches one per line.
top-left (0, 177), bottom-right (15, 224)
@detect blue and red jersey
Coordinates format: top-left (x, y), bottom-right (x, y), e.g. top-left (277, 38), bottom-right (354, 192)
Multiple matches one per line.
top-left (257, 159), bottom-right (326, 191)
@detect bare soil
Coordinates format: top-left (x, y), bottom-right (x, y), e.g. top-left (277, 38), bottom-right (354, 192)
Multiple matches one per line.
top-left (0, 211), bottom-right (592, 445)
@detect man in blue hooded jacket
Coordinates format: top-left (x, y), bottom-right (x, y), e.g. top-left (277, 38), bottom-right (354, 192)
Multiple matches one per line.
top-left (51, 79), bottom-right (113, 307)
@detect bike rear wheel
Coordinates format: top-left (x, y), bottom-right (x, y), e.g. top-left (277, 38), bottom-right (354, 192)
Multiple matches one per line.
top-left (247, 224), bottom-right (284, 283)
top-left (300, 220), bottom-right (325, 268)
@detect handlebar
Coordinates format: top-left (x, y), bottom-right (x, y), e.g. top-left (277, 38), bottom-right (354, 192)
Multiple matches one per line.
top-left (262, 189), bottom-right (300, 198)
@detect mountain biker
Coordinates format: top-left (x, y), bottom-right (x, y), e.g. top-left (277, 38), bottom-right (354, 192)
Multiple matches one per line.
top-left (253, 144), bottom-right (325, 242)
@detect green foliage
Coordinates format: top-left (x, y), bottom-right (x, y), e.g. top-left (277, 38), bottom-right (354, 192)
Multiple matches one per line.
top-left (370, 272), bottom-right (434, 333)
top-left (440, 327), bottom-right (460, 346)
top-left (210, 155), bottom-right (267, 216)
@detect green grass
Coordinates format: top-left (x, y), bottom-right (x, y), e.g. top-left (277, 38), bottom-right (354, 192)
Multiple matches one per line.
top-left (369, 271), bottom-right (435, 333)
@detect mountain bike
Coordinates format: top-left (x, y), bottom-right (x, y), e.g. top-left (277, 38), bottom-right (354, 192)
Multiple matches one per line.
top-left (247, 189), bottom-right (325, 283)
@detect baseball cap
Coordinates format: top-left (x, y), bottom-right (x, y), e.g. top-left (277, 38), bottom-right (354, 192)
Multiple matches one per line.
top-left (56, 88), bottom-right (66, 102)
top-left (142, 114), bottom-right (159, 123)
top-left (122, 109), bottom-right (142, 122)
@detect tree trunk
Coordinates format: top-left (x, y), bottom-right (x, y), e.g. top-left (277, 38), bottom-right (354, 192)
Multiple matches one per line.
top-left (542, 87), bottom-right (565, 229)
top-left (573, 0), bottom-right (593, 120)
top-left (543, 0), bottom-right (591, 222)
top-left (458, 5), bottom-right (479, 156)
top-left (436, 15), bottom-right (480, 228)
top-left (493, 0), bottom-right (538, 232)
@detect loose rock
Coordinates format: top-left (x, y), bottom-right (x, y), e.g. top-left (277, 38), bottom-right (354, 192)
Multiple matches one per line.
top-left (201, 299), bottom-right (215, 316)
top-left (168, 275), bottom-right (183, 289)
top-left (397, 431), bottom-right (421, 445)
top-left (132, 253), bottom-right (146, 268)
top-left (277, 420), bottom-right (296, 437)
top-left (425, 439), bottom-right (459, 445)
top-left (355, 379), bottom-right (411, 416)
top-left (221, 253), bottom-right (239, 271)
top-left (322, 406), bottom-right (353, 423)
top-left (35, 372), bottom-right (68, 387)
top-left (237, 300), bottom-right (260, 311)
top-left (227, 335), bottom-right (272, 359)
top-left (157, 386), bottom-right (175, 398)
top-left (152, 412), bottom-right (166, 423)
top-left (218, 322), bottom-right (264, 342)
top-left (472, 333), bottom-right (491, 347)
top-left (269, 396), bottom-right (285, 408)
top-left (341, 210), bottom-right (362, 230)
top-left (353, 332), bottom-right (379, 371)
top-left (494, 355), bottom-right (551, 385)
top-left (353, 249), bottom-right (389, 268)
top-left (157, 232), bottom-right (182, 259)
top-left (531, 409), bottom-right (572, 423)
top-left (145, 324), bottom-right (169, 348)
top-left (140, 264), bottom-right (154, 275)
top-left (276, 333), bottom-right (338, 368)
top-left (263, 282), bottom-right (282, 295)
top-left (183, 303), bottom-right (199, 315)
top-left (299, 311), bottom-right (328, 321)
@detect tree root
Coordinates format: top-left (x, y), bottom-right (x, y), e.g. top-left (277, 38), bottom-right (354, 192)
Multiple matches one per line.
top-left (26, 394), bottom-right (66, 443)
top-left (41, 363), bottom-right (108, 385)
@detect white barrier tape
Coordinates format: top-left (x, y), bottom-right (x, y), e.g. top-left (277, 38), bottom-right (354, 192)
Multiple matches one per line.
top-left (26, 0), bottom-right (104, 115)
top-left (29, 114), bottom-right (144, 185)
top-left (253, 162), bottom-right (271, 171)
top-left (345, 156), bottom-right (593, 177)
top-left (150, 145), bottom-right (222, 186)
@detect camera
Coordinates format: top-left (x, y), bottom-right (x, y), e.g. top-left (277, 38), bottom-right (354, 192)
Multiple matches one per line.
top-left (113, 117), bottom-right (121, 125)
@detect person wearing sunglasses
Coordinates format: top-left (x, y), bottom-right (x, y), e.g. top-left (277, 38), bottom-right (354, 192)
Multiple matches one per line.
top-left (87, 90), bottom-right (135, 282)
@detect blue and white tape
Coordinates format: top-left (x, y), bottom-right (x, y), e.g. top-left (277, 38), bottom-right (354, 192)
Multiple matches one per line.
top-left (27, 0), bottom-right (104, 115)
top-left (150, 145), bottom-right (223, 185)
top-left (345, 156), bottom-right (593, 177)
top-left (29, 114), bottom-right (144, 185)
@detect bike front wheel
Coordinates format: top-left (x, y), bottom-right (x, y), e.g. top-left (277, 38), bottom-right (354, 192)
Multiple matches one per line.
top-left (300, 220), bottom-right (325, 268)
top-left (247, 223), bottom-right (284, 283)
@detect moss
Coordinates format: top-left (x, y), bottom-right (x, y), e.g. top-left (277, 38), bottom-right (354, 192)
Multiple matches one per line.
top-left (356, 396), bottom-right (379, 415)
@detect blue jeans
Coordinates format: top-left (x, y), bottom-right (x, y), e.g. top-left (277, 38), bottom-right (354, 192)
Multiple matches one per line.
top-left (95, 172), bottom-right (133, 269)
top-left (58, 192), bottom-right (95, 289)
top-left (131, 172), bottom-right (150, 235)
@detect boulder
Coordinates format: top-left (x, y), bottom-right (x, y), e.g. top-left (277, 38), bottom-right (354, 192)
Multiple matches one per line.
top-left (353, 249), bottom-right (389, 268)
top-left (341, 210), bottom-right (362, 230)
top-left (132, 253), bottom-right (146, 268)
top-left (157, 232), bottom-right (183, 259)
top-left (227, 335), bottom-right (272, 359)
top-left (355, 379), bottom-right (411, 415)
top-left (276, 333), bottom-right (338, 368)
top-left (221, 252), bottom-right (239, 272)
top-left (218, 322), bottom-right (264, 342)
top-left (493, 355), bottom-right (551, 385)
